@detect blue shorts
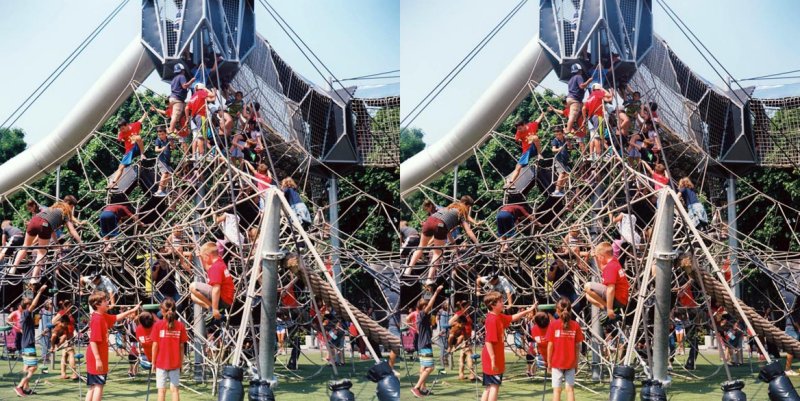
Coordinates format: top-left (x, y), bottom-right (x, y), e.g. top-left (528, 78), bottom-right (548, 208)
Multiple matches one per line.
top-left (99, 211), bottom-right (119, 237)
top-left (496, 211), bottom-right (516, 238)
top-left (419, 348), bottom-right (434, 368)
top-left (120, 143), bottom-right (141, 167)
top-left (87, 373), bottom-right (107, 386)
top-left (517, 147), bottom-right (537, 167)
top-left (483, 373), bottom-right (503, 386)
top-left (22, 347), bottom-right (37, 367)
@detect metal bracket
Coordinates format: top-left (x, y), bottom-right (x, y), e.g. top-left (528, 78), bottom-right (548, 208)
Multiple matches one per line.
top-left (261, 250), bottom-right (286, 261)
top-left (655, 251), bottom-right (678, 261)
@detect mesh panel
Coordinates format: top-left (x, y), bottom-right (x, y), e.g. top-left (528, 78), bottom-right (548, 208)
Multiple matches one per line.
top-left (750, 97), bottom-right (800, 166)
top-left (162, 0), bottom-right (181, 57)
top-left (351, 97), bottom-right (400, 167)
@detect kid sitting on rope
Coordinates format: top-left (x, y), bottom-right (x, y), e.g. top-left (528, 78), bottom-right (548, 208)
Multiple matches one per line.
top-left (189, 242), bottom-right (235, 324)
top-left (108, 112), bottom-right (148, 189)
top-left (584, 242), bottom-right (630, 321)
top-left (506, 112), bottom-right (545, 188)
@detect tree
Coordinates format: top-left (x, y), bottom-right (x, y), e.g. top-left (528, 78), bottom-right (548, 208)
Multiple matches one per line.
top-left (400, 127), bottom-right (426, 162)
top-left (0, 128), bottom-right (27, 164)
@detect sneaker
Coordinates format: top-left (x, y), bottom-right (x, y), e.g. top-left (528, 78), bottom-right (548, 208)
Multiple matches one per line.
top-left (787, 370), bottom-right (799, 376)
top-left (420, 388), bottom-right (433, 396)
top-left (552, 191), bottom-right (565, 197)
top-left (154, 190), bottom-right (169, 197)
top-left (410, 387), bottom-right (423, 398)
top-left (23, 389), bottom-right (36, 395)
top-left (14, 386), bottom-right (25, 397)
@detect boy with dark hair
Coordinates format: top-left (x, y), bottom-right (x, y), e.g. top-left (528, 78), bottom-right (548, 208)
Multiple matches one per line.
top-left (108, 112), bottom-right (148, 189)
top-left (153, 126), bottom-right (174, 197)
top-left (14, 285), bottom-right (47, 396)
top-left (85, 291), bottom-right (140, 401)
top-left (506, 112), bottom-right (545, 187)
top-left (481, 291), bottom-right (536, 401)
top-left (410, 285), bottom-right (443, 398)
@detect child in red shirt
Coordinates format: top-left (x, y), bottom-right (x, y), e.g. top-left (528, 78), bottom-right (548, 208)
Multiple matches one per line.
top-left (506, 112), bottom-right (545, 188)
top-left (108, 113), bottom-right (148, 189)
top-left (584, 242), bottom-right (630, 320)
top-left (152, 297), bottom-right (188, 401)
top-left (135, 311), bottom-right (158, 363)
top-left (481, 291), bottom-right (536, 401)
top-left (526, 311), bottom-right (550, 377)
top-left (86, 291), bottom-right (140, 401)
top-left (190, 242), bottom-right (236, 323)
top-left (546, 298), bottom-right (584, 401)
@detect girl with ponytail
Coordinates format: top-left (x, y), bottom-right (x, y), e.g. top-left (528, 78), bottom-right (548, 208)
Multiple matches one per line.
top-left (546, 298), bottom-right (584, 401)
top-left (151, 297), bottom-right (188, 401)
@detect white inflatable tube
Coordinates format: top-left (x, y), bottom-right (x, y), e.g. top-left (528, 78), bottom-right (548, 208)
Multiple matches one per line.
top-left (400, 37), bottom-right (553, 197)
top-left (0, 37), bottom-right (155, 198)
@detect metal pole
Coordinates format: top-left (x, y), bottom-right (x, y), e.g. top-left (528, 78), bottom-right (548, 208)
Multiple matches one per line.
top-left (260, 190), bottom-right (281, 381)
top-left (590, 179), bottom-right (603, 381)
top-left (652, 191), bottom-right (675, 384)
top-left (192, 178), bottom-right (206, 383)
top-left (727, 175), bottom-right (739, 298)
top-left (452, 165), bottom-right (458, 199)
top-left (55, 167), bottom-right (61, 200)
top-left (329, 176), bottom-right (341, 291)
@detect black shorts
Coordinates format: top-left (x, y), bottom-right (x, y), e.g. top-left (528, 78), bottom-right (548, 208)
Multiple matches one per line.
top-left (87, 373), bottom-right (108, 386)
top-left (526, 354), bottom-right (535, 364)
top-left (400, 236), bottom-right (420, 258)
top-left (483, 373), bottom-right (503, 386)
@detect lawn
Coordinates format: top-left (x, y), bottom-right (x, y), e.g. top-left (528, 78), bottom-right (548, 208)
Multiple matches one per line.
top-left (393, 349), bottom-right (798, 400)
top-left (0, 350), bottom-right (381, 400)
top-left (1, 349), bottom-right (798, 400)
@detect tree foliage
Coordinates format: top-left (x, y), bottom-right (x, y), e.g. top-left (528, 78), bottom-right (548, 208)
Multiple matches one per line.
top-left (400, 127), bottom-right (426, 162)
top-left (0, 128), bottom-right (27, 164)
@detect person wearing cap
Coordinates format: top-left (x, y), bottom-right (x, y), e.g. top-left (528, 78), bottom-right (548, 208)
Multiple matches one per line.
top-left (565, 63), bottom-right (592, 137)
top-left (168, 63), bottom-right (195, 136)
top-left (475, 274), bottom-right (515, 309)
top-left (108, 112), bottom-right (148, 189)
top-left (80, 274), bottom-right (120, 309)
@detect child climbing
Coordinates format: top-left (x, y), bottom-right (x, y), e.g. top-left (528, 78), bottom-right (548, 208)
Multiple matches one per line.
top-left (678, 177), bottom-right (708, 230)
top-left (109, 112), bottom-right (148, 189)
top-left (506, 112), bottom-right (545, 187)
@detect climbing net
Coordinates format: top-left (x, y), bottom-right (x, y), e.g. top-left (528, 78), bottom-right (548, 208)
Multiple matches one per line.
top-left (0, 35), bottom-right (400, 393)
top-left (398, 66), bottom-right (800, 384)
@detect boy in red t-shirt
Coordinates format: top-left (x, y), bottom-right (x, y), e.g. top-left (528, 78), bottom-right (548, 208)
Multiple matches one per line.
top-left (506, 112), bottom-right (545, 188)
top-left (86, 291), bottom-right (140, 401)
top-left (108, 112), bottom-right (148, 189)
top-left (584, 242), bottom-right (630, 320)
top-left (481, 291), bottom-right (536, 401)
top-left (546, 299), bottom-right (584, 401)
top-left (152, 297), bottom-right (188, 401)
top-left (189, 242), bottom-right (235, 323)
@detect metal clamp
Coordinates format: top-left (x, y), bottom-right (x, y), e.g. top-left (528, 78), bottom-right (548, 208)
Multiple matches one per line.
top-left (261, 250), bottom-right (286, 261)
top-left (655, 251), bottom-right (678, 261)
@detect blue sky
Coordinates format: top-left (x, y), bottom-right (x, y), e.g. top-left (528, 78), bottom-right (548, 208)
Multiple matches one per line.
top-left (402, 0), bottom-right (800, 145)
top-left (0, 0), bottom-right (399, 146)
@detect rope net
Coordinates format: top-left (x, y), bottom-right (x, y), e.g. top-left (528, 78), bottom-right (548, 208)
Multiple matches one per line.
top-left (398, 63), bottom-right (800, 383)
top-left (0, 35), bottom-right (400, 391)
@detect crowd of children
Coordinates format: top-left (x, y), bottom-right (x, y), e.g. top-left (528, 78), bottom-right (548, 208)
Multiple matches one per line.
top-left (396, 61), bottom-right (742, 400)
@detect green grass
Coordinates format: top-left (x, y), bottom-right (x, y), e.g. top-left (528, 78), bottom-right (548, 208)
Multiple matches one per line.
top-left (1, 349), bottom-right (799, 400)
top-left (0, 350), bottom-right (380, 400)
top-left (393, 349), bottom-right (800, 400)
